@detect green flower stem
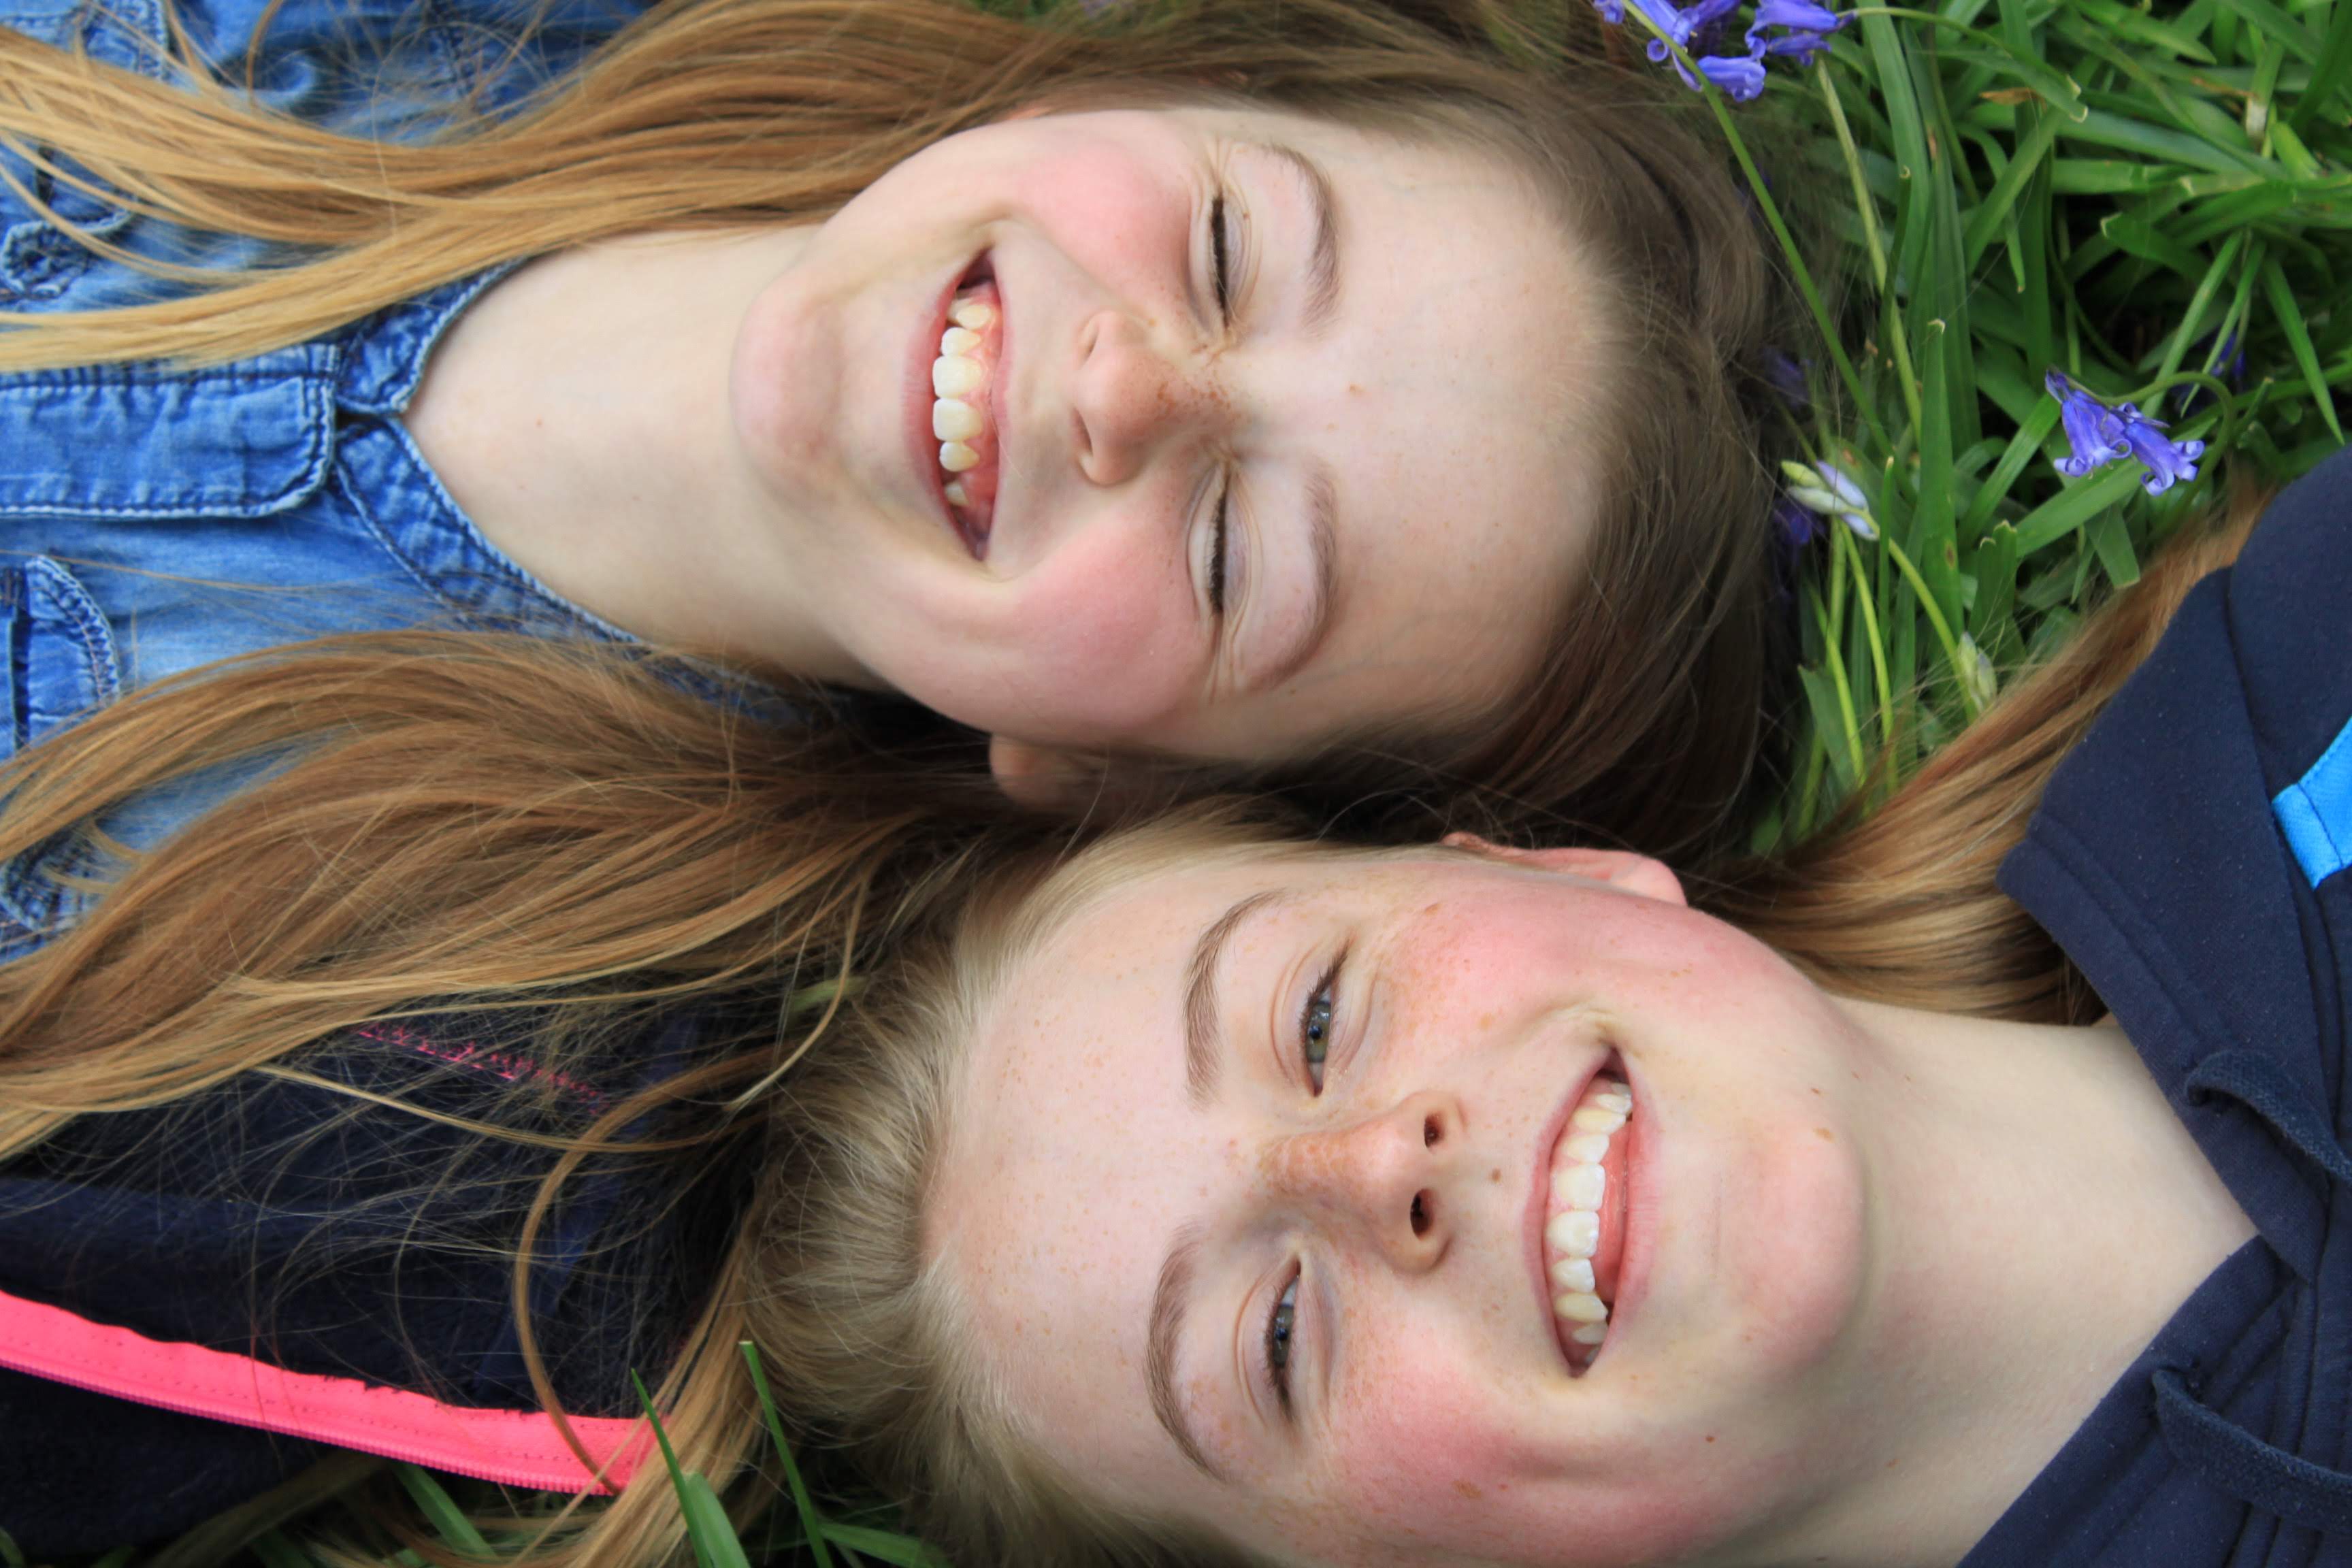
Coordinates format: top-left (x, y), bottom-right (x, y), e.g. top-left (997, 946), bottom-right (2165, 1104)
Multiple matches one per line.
top-left (1619, 6), bottom-right (1893, 453)
top-left (1878, 532), bottom-right (1966, 676)
top-left (1810, 593), bottom-right (1869, 785)
top-left (2149, 227), bottom-right (2247, 388)
top-left (1837, 521), bottom-right (1893, 747)
top-left (1817, 60), bottom-right (1890, 291)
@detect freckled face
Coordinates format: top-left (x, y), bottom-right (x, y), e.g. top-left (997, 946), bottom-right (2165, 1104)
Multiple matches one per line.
top-left (928, 848), bottom-right (1882, 1568)
top-left (729, 105), bottom-right (1600, 764)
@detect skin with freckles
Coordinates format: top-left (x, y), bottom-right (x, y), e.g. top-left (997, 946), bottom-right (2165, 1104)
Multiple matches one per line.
top-left (405, 106), bottom-right (1601, 791)
top-left (928, 840), bottom-right (2258, 1568)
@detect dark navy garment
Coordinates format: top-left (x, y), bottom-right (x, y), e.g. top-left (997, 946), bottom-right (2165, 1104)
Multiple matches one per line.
top-left (1974, 444), bottom-right (2352, 1565)
top-left (0, 1009), bottom-right (740, 1552)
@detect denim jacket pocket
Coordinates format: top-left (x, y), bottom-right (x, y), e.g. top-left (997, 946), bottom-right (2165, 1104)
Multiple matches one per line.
top-left (0, 0), bottom-right (172, 303)
top-left (0, 344), bottom-right (340, 519)
top-left (0, 556), bottom-right (121, 932)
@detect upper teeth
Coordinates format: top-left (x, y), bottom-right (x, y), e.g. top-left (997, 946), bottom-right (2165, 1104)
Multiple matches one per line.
top-left (1546, 1071), bottom-right (1632, 1367)
top-left (932, 296), bottom-right (997, 494)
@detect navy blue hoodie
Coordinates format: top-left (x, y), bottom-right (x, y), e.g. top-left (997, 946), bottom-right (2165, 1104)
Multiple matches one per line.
top-left (1976, 444), bottom-right (2352, 1565)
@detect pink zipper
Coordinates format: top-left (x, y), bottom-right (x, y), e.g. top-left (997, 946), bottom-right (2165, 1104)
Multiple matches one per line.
top-left (0, 1287), bottom-right (649, 1490)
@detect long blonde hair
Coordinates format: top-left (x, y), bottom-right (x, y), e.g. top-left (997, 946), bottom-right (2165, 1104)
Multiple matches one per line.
top-left (751, 493), bottom-right (2266, 1567)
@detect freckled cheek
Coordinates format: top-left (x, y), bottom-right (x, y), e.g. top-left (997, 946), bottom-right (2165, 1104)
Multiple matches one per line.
top-left (1002, 152), bottom-right (1185, 278)
top-left (1320, 1358), bottom-right (1539, 1553)
top-left (1000, 529), bottom-right (1197, 734)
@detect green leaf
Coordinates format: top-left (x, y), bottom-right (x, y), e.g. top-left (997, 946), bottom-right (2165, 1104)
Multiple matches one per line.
top-left (1965, 107), bottom-right (2063, 265)
top-left (2012, 462), bottom-right (2148, 554)
top-left (2088, 506), bottom-right (2142, 586)
top-left (2287, 0), bottom-right (2352, 122)
top-left (1799, 662), bottom-right (1863, 792)
top-left (742, 1341), bottom-right (838, 1568)
top-left (0, 1526), bottom-right (24, 1568)
top-left (395, 1465), bottom-right (494, 1558)
top-left (820, 1525), bottom-right (953, 1568)
top-left (1961, 397), bottom-right (2062, 536)
top-left (2261, 256), bottom-right (2346, 442)
top-left (2206, 0), bottom-right (2323, 64)
top-left (678, 1472), bottom-right (755, 1568)
top-left (250, 1532), bottom-right (319, 1568)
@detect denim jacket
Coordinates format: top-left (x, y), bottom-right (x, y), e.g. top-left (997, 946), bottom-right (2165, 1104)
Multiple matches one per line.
top-left (0, 0), bottom-right (671, 956)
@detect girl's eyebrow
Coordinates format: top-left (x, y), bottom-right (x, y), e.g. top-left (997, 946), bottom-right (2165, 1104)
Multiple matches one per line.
top-left (1183, 887), bottom-right (1297, 1106)
top-left (1248, 139), bottom-right (1342, 336)
top-left (1147, 1222), bottom-right (1228, 1481)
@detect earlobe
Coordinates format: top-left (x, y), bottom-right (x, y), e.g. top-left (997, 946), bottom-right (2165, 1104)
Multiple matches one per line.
top-left (987, 735), bottom-right (1112, 811)
top-left (1437, 833), bottom-right (1688, 906)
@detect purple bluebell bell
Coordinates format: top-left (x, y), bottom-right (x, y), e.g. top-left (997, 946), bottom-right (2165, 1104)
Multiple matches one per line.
top-left (2115, 411), bottom-right (2205, 495)
top-left (1774, 493), bottom-right (1819, 549)
top-left (1589, 0), bottom-right (1626, 23)
top-left (1642, 0), bottom-right (1738, 60)
top-left (2045, 371), bottom-right (2205, 494)
top-left (1762, 346), bottom-right (1810, 407)
top-left (2047, 371), bottom-right (2130, 478)
top-left (1748, 0), bottom-right (1846, 63)
top-left (1693, 44), bottom-right (1769, 99)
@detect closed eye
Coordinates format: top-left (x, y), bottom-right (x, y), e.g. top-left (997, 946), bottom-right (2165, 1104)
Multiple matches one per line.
top-left (1208, 476), bottom-right (1233, 618)
top-left (1210, 191), bottom-right (1234, 318)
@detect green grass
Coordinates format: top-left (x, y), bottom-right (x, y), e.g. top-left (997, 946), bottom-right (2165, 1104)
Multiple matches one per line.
top-left (33, 0), bottom-right (2352, 1561)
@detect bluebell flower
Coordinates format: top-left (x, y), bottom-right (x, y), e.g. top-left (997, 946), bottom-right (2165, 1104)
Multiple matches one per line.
top-left (1642, 0), bottom-right (1738, 61)
top-left (2046, 371), bottom-right (2129, 478)
top-left (2116, 412), bottom-right (2205, 495)
top-left (1589, 0), bottom-right (1626, 23)
top-left (1761, 346), bottom-right (1810, 407)
top-left (1748, 0), bottom-right (1846, 63)
top-left (1781, 459), bottom-right (1877, 540)
top-left (1690, 44), bottom-right (1769, 99)
top-left (2045, 371), bottom-right (2204, 495)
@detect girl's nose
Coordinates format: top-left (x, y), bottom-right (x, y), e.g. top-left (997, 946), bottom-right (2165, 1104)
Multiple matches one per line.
top-left (1271, 1091), bottom-right (1463, 1271)
top-left (1067, 308), bottom-right (1222, 486)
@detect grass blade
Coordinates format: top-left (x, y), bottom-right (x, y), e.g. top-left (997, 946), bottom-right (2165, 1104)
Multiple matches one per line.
top-left (394, 1465), bottom-right (494, 1558)
top-left (742, 1341), bottom-right (839, 1568)
top-left (2261, 255), bottom-right (2345, 441)
top-left (820, 1524), bottom-right (951, 1567)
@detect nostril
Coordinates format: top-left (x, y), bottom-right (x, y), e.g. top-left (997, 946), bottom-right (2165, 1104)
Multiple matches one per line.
top-left (1410, 1192), bottom-right (1431, 1237)
top-left (1424, 1115), bottom-right (1441, 1149)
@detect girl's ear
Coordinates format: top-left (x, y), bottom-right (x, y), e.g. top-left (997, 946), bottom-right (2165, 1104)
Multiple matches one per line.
top-left (987, 735), bottom-right (1111, 811)
top-left (1439, 832), bottom-right (1688, 907)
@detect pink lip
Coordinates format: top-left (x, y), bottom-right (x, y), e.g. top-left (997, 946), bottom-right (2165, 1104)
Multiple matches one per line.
top-left (909, 259), bottom-right (979, 559)
top-left (985, 268), bottom-right (1013, 544)
top-left (1522, 1054), bottom-right (1652, 1375)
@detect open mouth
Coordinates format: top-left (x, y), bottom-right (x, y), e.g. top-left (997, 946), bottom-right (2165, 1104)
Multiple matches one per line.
top-left (926, 255), bottom-right (1004, 558)
top-left (1537, 1055), bottom-right (1635, 1375)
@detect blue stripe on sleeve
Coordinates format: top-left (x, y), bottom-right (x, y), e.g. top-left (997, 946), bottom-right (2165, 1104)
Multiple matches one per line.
top-left (2275, 719), bottom-right (2352, 888)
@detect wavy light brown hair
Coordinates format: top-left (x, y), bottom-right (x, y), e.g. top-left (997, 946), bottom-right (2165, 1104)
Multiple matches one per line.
top-left (751, 495), bottom-right (2264, 1568)
top-left (0, 0), bottom-right (1793, 1557)
top-left (0, 0), bottom-right (1789, 852)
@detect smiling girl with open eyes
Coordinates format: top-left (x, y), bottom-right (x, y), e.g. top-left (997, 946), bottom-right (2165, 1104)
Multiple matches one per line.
top-left (745, 453), bottom-right (2352, 1567)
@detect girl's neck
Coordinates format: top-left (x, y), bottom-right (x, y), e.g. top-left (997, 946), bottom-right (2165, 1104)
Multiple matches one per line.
top-left (1754, 998), bottom-right (2255, 1568)
top-left (402, 229), bottom-right (874, 688)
